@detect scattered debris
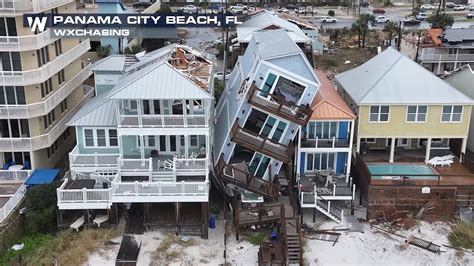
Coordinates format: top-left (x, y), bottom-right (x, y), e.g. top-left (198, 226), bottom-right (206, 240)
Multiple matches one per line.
top-left (11, 243), bottom-right (24, 251)
top-left (307, 231), bottom-right (340, 246)
top-left (405, 236), bottom-right (442, 254)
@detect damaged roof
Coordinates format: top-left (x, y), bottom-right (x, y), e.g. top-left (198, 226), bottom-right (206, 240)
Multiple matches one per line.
top-left (237, 10), bottom-right (311, 43)
top-left (311, 70), bottom-right (355, 120)
top-left (68, 44), bottom-right (213, 126)
top-left (335, 47), bottom-right (473, 105)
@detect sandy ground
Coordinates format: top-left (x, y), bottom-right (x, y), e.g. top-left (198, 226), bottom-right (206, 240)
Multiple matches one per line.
top-left (86, 200), bottom-right (473, 266)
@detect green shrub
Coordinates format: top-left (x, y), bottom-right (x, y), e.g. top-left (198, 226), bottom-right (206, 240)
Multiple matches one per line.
top-left (448, 222), bottom-right (474, 249)
top-left (328, 10), bottom-right (335, 17)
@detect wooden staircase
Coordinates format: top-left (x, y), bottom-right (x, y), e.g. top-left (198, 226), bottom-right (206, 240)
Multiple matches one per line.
top-left (284, 217), bottom-right (302, 265)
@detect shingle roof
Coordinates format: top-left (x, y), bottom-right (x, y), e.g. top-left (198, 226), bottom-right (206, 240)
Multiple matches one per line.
top-left (236, 10), bottom-right (311, 43)
top-left (335, 47), bottom-right (474, 105)
top-left (310, 70), bottom-right (355, 120)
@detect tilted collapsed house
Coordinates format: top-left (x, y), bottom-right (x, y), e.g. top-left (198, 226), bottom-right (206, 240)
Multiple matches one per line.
top-left (214, 29), bottom-right (319, 204)
top-left (57, 44), bottom-right (214, 237)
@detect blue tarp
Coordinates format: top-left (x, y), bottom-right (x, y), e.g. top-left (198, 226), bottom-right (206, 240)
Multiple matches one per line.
top-left (25, 169), bottom-right (60, 186)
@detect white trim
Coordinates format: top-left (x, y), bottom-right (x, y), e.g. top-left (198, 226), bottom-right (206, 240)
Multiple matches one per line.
top-left (405, 105), bottom-right (428, 123)
top-left (368, 105), bottom-right (390, 123)
top-left (82, 128), bottom-right (118, 148)
top-left (440, 105), bottom-right (463, 123)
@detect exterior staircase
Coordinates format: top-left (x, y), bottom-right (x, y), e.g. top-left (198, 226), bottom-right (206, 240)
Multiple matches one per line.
top-left (284, 217), bottom-right (302, 265)
top-left (314, 197), bottom-right (344, 223)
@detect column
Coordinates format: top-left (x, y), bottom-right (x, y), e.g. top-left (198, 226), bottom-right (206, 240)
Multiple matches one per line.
top-left (461, 137), bottom-right (468, 163)
top-left (184, 135), bottom-right (189, 158)
top-left (356, 137), bottom-right (361, 153)
top-left (140, 135), bottom-right (145, 159)
top-left (347, 120), bottom-right (355, 182)
top-left (137, 100), bottom-right (143, 127)
top-left (389, 137), bottom-right (396, 163)
top-left (425, 137), bottom-right (432, 163)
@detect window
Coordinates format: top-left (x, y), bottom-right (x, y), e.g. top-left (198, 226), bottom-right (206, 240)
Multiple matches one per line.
top-left (0, 17), bottom-right (17, 37)
top-left (54, 39), bottom-right (63, 56)
top-left (306, 121), bottom-right (338, 139)
top-left (406, 105), bottom-right (427, 122)
top-left (36, 47), bottom-right (49, 67)
top-left (361, 138), bottom-right (376, 143)
top-left (148, 136), bottom-right (156, 147)
top-left (306, 153), bottom-right (335, 171)
top-left (0, 86), bottom-right (25, 105)
top-left (47, 140), bottom-right (59, 159)
top-left (0, 119), bottom-right (29, 138)
top-left (57, 69), bottom-right (65, 85)
top-left (84, 129), bottom-right (94, 147)
top-left (109, 130), bottom-right (118, 146)
top-left (441, 105), bottom-right (463, 122)
top-left (259, 73), bottom-right (277, 97)
top-left (190, 135), bottom-right (198, 147)
top-left (40, 78), bottom-right (53, 98)
top-left (97, 129), bottom-right (106, 146)
top-left (0, 52), bottom-right (21, 71)
top-left (60, 99), bottom-right (67, 113)
top-left (369, 106), bottom-right (390, 122)
top-left (43, 110), bottom-right (55, 129)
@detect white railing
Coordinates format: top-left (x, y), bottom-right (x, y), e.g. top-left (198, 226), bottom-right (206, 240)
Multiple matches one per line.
top-left (0, 87), bottom-right (93, 152)
top-left (56, 178), bottom-right (111, 204)
top-left (0, 184), bottom-right (26, 223)
top-left (0, 170), bottom-right (31, 182)
top-left (0, 40), bottom-right (90, 86)
top-left (0, 0), bottom-right (71, 13)
top-left (0, 67), bottom-right (92, 119)
top-left (0, 29), bottom-right (59, 51)
top-left (175, 158), bottom-right (207, 174)
top-left (420, 53), bottom-right (474, 63)
top-left (69, 146), bottom-right (119, 168)
top-left (119, 114), bottom-right (208, 128)
top-left (117, 157), bottom-right (153, 173)
top-left (112, 181), bottom-right (209, 197)
top-left (301, 136), bottom-right (351, 149)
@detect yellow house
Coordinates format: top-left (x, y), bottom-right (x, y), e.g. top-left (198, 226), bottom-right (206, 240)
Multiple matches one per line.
top-left (335, 48), bottom-right (474, 163)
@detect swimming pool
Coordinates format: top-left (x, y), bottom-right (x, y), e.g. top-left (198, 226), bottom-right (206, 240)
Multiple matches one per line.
top-left (367, 164), bottom-right (438, 180)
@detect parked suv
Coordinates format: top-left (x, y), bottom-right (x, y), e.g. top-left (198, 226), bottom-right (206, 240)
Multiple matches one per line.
top-left (416, 12), bottom-right (428, 20)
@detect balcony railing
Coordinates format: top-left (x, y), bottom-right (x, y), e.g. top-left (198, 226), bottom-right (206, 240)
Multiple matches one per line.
top-left (0, 0), bottom-right (71, 14)
top-left (247, 83), bottom-right (312, 126)
top-left (0, 29), bottom-right (59, 52)
top-left (119, 114), bottom-right (208, 128)
top-left (420, 53), bottom-right (474, 63)
top-left (301, 137), bottom-right (350, 149)
top-left (0, 67), bottom-right (92, 119)
top-left (0, 184), bottom-right (26, 223)
top-left (0, 169), bottom-right (31, 181)
top-left (0, 40), bottom-right (90, 86)
top-left (0, 86), bottom-right (93, 152)
top-left (111, 181), bottom-right (209, 199)
top-left (69, 146), bottom-right (120, 169)
top-left (215, 155), bottom-right (279, 199)
top-left (117, 157), bottom-right (153, 175)
top-left (231, 120), bottom-right (294, 163)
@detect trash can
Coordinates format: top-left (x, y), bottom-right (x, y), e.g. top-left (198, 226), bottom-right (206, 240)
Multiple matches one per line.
top-left (209, 215), bottom-right (216, 229)
top-left (270, 229), bottom-right (278, 240)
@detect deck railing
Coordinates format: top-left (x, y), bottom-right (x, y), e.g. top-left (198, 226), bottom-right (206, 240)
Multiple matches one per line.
top-left (420, 53), bottom-right (474, 63)
top-left (0, 0), bottom-right (71, 13)
top-left (112, 181), bottom-right (209, 197)
top-left (231, 119), bottom-right (294, 163)
top-left (0, 87), bottom-right (94, 152)
top-left (0, 40), bottom-right (90, 86)
top-left (301, 137), bottom-right (350, 149)
top-left (119, 114), bottom-right (208, 128)
top-left (117, 157), bottom-right (153, 173)
top-left (247, 83), bottom-right (312, 126)
top-left (69, 146), bottom-right (120, 168)
top-left (0, 29), bottom-right (59, 51)
top-left (0, 170), bottom-right (31, 182)
top-left (56, 178), bottom-right (111, 206)
top-left (0, 67), bottom-right (92, 118)
top-left (174, 158), bottom-right (208, 175)
top-left (0, 184), bottom-right (26, 223)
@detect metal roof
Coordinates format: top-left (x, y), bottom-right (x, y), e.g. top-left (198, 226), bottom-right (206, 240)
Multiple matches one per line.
top-left (69, 99), bottom-right (117, 126)
top-left (90, 55), bottom-right (127, 72)
top-left (335, 47), bottom-right (474, 105)
top-left (237, 11), bottom-right (311, 43)
top-left (311, 70), bottom-right (355, 120)
top-left (442, 28), bottom-right (474, 43)
top-left (251, 30), bottom-right (302, 60)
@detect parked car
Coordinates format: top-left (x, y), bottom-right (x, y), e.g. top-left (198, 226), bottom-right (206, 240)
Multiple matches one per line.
top-left (320, 16), bottom-right (337, 23)
top-left (277, 7), bottom-right (290, 14)
top-left (467, 13), bottom-right (474, 19)
top-left (453, 5), bottom-right (466, 11)
top-left (132, 1), bottom-right (152, 8)
top-left (420, 4), bottom-right (435, 10)
top-left (470, 5), bottom-right (474, 11)
top-left (416, 12), bottom-right (428, 20)
top-left (180, 5), bottom-right (199, 13)
top-left (214, 70), bottom-right (231, 81)
top-left (445, 2), bottom-right (456, 8)
top-left (360, 2), bottom-right (370, 7)
top-left (403, 17), bottom-right (421, 25)
top-left (372, 8), bottom-right (386, 14)
top-left (295, 7), bottom-right (306, 14)
top-left (373, 15), bottom-right (390, 23)
top-left (286, 4), bottom-right (297, 10)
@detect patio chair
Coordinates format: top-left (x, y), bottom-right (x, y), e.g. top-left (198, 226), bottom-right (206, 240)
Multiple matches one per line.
top-left (164, 159), bottom-right (174, 170)
top-left (22, 161), bottom-right (31, 170)
top-left (439, 154), bottom-right (455, 161)
top-left (2, 163), bottom-right (9, 170)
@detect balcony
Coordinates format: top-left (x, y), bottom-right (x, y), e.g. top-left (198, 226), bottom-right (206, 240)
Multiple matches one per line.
top-left (0, 29), bottom-right (59, 52)
top-left (0, 0), bottom-right (71, 14)
top-left (119, 114), bottom-right (208, 128)
top-left (301, 137), bottom-right (350, 149)
top-left (0, 86), bottom-right (93, 152)
top-left (111, 181), bottom-right (209, 203)
top-left (69, 146), bottom-right (120, 170)
top-left (0, 40), bottom-right (90, 86)
top-left (420, 53), bottom-right (474, 63)
top-left (215, 155), bottom-right (279, 199)
top-left (0, 67), bottom-right (92, 119)
top-left (247, 83), bottom-right (312, 126)
top-left (56, 178), bottom-right (111, 210)
top-left (231, 120), bottom-right (294, 163)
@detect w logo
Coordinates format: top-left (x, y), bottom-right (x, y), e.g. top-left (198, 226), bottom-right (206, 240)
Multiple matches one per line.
top-left (26, 16), bottom-right (48, 33)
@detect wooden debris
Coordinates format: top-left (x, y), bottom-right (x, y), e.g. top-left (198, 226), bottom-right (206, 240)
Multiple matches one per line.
top-left (405, 236), bottom-right (441, 254)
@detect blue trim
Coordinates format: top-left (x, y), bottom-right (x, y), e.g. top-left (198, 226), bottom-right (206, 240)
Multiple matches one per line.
top-left (336, 152), bottom-right (346, 175)
top-left (300, 152), bottom-right (306, 174)
top-left (338, 121), bottom-right (348, 139)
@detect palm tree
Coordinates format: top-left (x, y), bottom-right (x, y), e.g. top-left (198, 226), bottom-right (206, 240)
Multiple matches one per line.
top-left (351, 14), bottom-right (375, 48)
top-left (427, 12), bottom-right (454, 30)
top-left (383, 21), bottom-right (398, 47)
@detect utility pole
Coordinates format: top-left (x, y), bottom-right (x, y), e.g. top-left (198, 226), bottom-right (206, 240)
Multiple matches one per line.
top-left (397, 21), bottom-right (402, 51)
top-left (415, 31), bottom-right (421, 62)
